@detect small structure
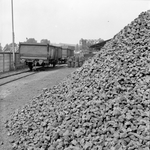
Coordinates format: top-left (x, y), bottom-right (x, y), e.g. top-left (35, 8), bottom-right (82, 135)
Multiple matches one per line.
top-left (90, 39), bottom-right (111, 51)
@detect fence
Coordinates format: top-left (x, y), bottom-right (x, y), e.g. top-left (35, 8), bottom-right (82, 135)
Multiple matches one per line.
top-left (0, 52), bottom-right (26, 73)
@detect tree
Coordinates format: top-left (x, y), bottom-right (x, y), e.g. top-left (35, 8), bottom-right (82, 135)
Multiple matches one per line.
top-left (97, 38), bottom-right (104, 43)
top-left (3, 43), bottom-right (18, 52)
top-left (40, 39), bottom-right (50, 44)
top-left (25, 38), bottom-right (37, 43)
top-left (75, 44), bottom-right (82, 52)
top-left (79, 38), bottom-right (104, 53)
top-left (0, 43), bottom-right (2, 51)
top-left (79, 38), bottom-right (103, 50)
top-left (79, 38), bottom-right (88, 50)
top-left (75, 44), bottom-right (79, 52)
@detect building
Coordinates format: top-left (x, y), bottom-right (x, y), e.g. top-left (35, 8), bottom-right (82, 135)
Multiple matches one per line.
top-left (90, 39), bottom-right (111, 51)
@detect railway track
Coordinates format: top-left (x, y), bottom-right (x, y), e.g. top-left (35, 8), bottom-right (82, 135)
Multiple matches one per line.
top-left (0, 66), bottom-right (46, 86)
top-left (0, 71), bottom-right (36, 86)
top-left (0, 65), bottom-right (67, 86)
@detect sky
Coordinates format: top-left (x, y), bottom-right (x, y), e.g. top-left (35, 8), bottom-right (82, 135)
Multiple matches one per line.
top-left (0, 0), bottom-right (150, 47)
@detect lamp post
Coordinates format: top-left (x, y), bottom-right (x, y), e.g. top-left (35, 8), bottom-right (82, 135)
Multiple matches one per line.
top-left (11, 0), bottom-right (16, 70)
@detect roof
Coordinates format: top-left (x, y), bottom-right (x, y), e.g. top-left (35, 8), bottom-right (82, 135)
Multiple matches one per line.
top-left (51, 43), bottom-right (75, 50)
top-left (19, 42), bottom-right (62, 48)
top-left (90, 39), bottom-right (111, 49)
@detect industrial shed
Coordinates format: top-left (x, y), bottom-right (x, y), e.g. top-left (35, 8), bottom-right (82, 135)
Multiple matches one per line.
top-left (90, 39), bottom-right (111, 50)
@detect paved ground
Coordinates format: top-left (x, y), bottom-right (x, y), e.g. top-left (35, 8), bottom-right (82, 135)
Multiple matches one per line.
top-left (0, 65), bottom-right (76, 150)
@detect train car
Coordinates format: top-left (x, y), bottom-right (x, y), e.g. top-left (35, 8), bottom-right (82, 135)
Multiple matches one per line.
top-left (61, 46), bottom-right (74, 63)
top-left (57, 46), bottom-right (63, 62)
top-left (19, 43), bottom-right (62, 70)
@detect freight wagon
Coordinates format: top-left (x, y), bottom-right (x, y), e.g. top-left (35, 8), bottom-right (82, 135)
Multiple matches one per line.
top-left (60, 46), bottom-right (74, 63)
top-left (19, 43), bottom-right (62, 70)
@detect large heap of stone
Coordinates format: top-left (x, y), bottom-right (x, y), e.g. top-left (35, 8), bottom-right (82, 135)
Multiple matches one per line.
top-left (6, 10), bottom-right (150, 150)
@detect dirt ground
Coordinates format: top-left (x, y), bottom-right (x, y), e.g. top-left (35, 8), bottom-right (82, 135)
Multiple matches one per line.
top-left (0, 65), bottom-right (76, 150)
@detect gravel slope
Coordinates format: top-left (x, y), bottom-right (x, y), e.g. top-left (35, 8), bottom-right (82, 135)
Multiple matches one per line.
top-left (4, 10), bottom-right (150, 150)
top-left (0, 66), bottom-right (76, 150)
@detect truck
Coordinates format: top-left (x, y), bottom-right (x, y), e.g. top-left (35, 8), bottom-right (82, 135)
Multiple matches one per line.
top-left (19, 43), bottom-right (62, 70)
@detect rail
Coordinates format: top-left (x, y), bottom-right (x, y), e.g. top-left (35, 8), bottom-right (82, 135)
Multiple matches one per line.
top-left (0, 65), bottom-right (65, 86)
top-left (0, 71), bottom-right (36, 86)
top-left (0, 66), bottom-right (44, 86)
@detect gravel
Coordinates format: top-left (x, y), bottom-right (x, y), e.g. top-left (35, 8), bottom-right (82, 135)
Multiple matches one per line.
top-left (5, 10), bottom-right (150, 150)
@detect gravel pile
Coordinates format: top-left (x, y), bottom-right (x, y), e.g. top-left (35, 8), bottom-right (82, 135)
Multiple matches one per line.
top-left (5, 10), bottom-right (150, 150)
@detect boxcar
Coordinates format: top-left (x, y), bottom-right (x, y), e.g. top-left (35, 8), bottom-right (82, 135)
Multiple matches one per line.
top-left (61, 46), bottom-right (74, 63)
top-left (19, 43), bottom-right (62, 70)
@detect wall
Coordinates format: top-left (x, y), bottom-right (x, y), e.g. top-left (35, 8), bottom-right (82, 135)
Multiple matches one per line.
top-left (0, 52), bottom-right (26, 73)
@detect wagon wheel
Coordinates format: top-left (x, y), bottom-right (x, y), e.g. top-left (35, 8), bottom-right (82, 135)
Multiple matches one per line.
top-left (28, 62), bottom-right (33, 71)
top-left (52, 63), bottom-right (56, 68)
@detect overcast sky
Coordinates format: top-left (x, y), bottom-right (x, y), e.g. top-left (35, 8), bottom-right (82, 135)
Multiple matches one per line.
top-left (0, 0), bottom-right (150, 47)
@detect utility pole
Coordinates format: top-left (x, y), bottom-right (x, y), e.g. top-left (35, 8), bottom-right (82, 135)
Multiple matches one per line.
top-left (11, 0), bottom-right (16, 70)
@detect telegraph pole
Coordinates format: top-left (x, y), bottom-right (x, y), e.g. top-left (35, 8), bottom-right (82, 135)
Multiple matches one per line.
top-left (11, 0), bottom-right (16, 70)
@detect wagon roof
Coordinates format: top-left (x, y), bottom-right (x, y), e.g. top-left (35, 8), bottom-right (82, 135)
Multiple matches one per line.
top-left (19, 42), bottom-right (62, 48)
